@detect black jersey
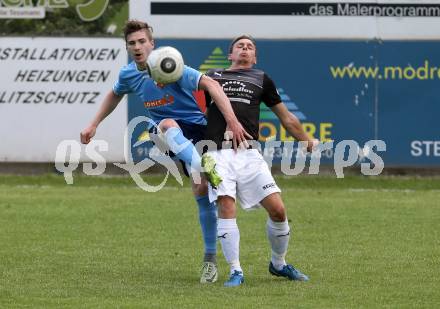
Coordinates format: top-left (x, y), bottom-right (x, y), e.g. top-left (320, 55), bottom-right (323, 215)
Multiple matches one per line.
top-left (204, 68), bottom-right (281, 148)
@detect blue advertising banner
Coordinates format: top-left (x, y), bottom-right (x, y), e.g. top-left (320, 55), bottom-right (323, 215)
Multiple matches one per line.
top-left (128, 40), bottom-right (440, 167)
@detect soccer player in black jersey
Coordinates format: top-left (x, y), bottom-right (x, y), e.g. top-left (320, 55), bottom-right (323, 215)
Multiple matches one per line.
top-left (204, 35), bottom-right (318, 287)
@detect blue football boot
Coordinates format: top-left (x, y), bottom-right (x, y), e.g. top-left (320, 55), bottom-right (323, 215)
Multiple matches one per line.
top-left (224, 270), bottom-right (244, 287)
top-left (269, 262), bottom-right (309, 281)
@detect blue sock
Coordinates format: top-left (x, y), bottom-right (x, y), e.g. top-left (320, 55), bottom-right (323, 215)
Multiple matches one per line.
top-left (164, 127), bottom-right (201, 171)
top-left (195, 195), bottom-right (217, 256)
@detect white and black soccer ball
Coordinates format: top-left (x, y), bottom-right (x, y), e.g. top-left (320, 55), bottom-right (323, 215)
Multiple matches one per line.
top-left (147, 46), bottom-right (184, 84)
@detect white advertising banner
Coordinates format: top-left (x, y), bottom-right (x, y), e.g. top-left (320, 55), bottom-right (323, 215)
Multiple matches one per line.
top-left (129, 0), bottom-right (440, 39)
top-left (0, 37), bottom-right (127, 162)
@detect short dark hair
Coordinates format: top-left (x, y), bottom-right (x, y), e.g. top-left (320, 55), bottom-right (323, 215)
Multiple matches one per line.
top-left (123, 20), bottom-right (153, 42)
top-left (229, 34), bottom-right (257, 54)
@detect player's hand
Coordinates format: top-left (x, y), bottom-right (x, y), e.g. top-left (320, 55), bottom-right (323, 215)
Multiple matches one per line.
top-left (80, 125), bottom-right (96, 144)
top-left (307, 139), bottom-right (320, 153)
top-left (225, 121), bottom-right (253, 150)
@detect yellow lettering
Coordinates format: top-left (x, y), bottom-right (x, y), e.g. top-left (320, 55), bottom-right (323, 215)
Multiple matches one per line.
top-left (259, 122), bottom-right (334, 142)
top-left (320, 123), bottom-right (333, 142)
top-left (302, 123), bottom-right (316, 139)
top-left (384, 67), bottom-right (402, 79)
top-left (403, 66), bottom-right (416, 80)
top-left (416, 60), bottom-right (429, 80)
top-left (280, 125), bottom-right (295, 141)
top-left (259, 122), bottom-right (277, 142)
top-left (430, 66), bottom-right (437, 79)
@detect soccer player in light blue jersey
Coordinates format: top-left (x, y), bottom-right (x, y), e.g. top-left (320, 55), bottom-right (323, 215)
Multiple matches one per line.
top-left (80, 20), bottom-right (251, 283)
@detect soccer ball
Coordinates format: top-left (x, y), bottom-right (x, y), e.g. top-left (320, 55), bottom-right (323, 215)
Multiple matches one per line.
top-left (147, 46), bottom-right (184, 84)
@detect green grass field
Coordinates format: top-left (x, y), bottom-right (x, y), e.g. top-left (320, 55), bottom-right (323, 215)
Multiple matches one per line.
top-left (1, 174), bottom-right (439, 308)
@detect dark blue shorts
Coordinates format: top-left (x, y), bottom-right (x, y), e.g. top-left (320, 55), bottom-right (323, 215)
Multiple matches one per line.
top-left (176, 120), bottom-right (207, 146)
top-left (151, 120), bottom-right (207, 177)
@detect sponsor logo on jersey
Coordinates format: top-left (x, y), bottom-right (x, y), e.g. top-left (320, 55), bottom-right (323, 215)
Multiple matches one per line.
top-left (144, 94), bottom-right (174, 108)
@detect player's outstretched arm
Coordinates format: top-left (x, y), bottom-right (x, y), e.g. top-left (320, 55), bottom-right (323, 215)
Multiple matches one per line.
top-left (271, 103), bottom-right (318, 152)
top-left (80, 90), bottom-right (123, 144)
top-left (199, 75), bottom-right (252, 149)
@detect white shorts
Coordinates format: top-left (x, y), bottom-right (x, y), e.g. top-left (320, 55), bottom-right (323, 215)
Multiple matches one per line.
top-left (207, 149), bottom-right (281, 210)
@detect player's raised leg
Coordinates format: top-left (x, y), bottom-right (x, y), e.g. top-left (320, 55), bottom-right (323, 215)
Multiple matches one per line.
top-left (158, 119), bottom-right (222, 187)
top-left (159, 119), bottom-right (201, 170)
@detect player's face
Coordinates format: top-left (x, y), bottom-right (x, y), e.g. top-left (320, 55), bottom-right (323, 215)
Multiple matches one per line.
top-left (126, 30), bottom-right (154, 68)
top-left (229, 39), bottom-right (257, 67)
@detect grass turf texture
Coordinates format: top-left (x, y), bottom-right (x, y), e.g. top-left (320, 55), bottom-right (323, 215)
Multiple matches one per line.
top-left (0, 174), bottom-right (439, 308)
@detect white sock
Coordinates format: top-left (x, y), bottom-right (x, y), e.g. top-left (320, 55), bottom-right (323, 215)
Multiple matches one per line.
top-left (267, 218), bottom-right (290, 270)
top-left (218, 218), bottom-right (242, 274)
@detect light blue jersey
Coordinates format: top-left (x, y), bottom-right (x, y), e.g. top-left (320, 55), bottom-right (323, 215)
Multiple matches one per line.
top-left (113, 61), bottom-right (206, 125)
